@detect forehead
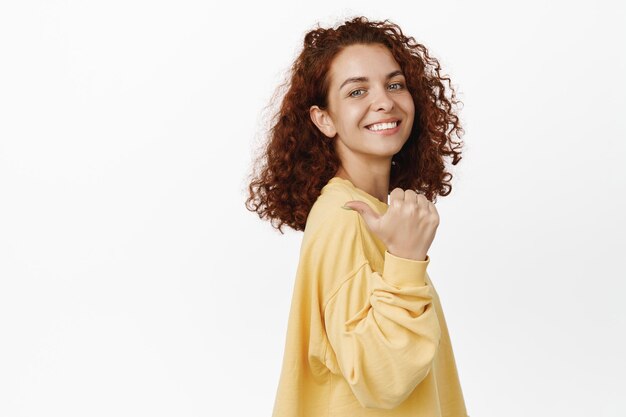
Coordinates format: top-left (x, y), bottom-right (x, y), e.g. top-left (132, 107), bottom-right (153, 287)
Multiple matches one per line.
top-left (328, 44), bottom-right (401, 87)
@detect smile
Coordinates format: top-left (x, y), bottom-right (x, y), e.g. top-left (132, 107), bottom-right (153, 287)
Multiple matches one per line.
top-left (366, 121), bottom-right (399, 131)
top-left (365, 120), bottom-right (401, 136)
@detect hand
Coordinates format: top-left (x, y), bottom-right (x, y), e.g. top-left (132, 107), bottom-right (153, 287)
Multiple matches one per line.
top-left (342, 188), bottom-right (439, 261)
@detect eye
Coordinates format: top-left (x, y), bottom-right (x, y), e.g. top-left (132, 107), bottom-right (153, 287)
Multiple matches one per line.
top-left (389, 82), bottom-right (405, 90)
top-left (349, 88), bottom-right (365, 98)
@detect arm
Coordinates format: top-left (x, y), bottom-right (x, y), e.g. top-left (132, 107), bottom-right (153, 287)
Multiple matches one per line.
top-left (323, 250), bottom-right (441, 409)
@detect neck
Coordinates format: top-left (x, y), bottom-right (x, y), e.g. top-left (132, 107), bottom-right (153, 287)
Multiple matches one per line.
top-left (335, 165), bottom-right (390, 204)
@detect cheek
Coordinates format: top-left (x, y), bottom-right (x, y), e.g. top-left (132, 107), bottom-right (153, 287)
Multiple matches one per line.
top-left (401, 96), bottom-right (415, 116)
top-left (339, 106), bottom-right (366, 130)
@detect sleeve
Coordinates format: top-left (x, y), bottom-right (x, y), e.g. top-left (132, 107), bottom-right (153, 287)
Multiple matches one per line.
top-left (323, 249), bottom-right (441, 410)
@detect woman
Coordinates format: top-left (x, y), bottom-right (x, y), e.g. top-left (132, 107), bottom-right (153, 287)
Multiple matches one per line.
top-left (245, 16), bottom-right (468, 417)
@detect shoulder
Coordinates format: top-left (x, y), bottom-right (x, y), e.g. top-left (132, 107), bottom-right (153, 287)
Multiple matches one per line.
top-left (298, 204), bottom-right (370, 305)
top-left (303, 179), bottom-right (379, 241)
top-left (295, 181), bottom-right (393, 305)
top-left (298, 183), bottom-right (379, 286)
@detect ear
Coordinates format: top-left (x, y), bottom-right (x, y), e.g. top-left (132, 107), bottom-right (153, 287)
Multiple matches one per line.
top-left (309, 105), bottom-right (337, 138)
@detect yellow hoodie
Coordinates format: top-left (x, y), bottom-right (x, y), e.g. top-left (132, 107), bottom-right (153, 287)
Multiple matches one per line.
top-left (272, 176), bottom-right (468, 417)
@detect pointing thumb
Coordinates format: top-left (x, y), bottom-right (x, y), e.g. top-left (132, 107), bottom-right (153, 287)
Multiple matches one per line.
top-left (341, 200), bottom-right (379, 230)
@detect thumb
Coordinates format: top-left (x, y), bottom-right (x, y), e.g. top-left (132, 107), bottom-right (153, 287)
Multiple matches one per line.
top-left (341, 200), bottom-right (380, 230)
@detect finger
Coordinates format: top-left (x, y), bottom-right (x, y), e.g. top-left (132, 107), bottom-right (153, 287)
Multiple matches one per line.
top-left (424, 199), bottom-right (434, 213)
top-left (424, 197), bottom-right (437, 216)
top-left (389, 188), bottom-right (405, 206)
top-left (416, 193), bottom-right (429, 206)
top-left (341, 200), bottom-right (380, 233)
top-left (404, 189), bottom-right (420, 205)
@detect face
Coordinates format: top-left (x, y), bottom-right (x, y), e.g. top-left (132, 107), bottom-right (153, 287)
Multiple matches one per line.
top-left (310, 43), bottom-right (415, 169)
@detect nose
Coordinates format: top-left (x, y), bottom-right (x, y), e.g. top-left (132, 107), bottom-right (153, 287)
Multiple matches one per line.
top-left (370, 86), bottom-right (394, 112)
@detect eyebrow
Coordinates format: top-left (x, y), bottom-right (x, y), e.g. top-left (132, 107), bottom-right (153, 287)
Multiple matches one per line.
top-left (339, 70), bottom-right (405, 91)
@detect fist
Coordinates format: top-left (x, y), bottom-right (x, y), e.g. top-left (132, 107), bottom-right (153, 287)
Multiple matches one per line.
top-left (342, 188), bottom-right (439, 261)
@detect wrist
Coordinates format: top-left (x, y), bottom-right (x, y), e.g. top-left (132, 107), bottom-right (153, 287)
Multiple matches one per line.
top-left (387, 247), bottom-right (427, 261)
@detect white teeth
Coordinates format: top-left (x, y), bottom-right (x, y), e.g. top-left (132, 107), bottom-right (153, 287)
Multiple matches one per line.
top-left (367, 121), bottom-right (398, 131)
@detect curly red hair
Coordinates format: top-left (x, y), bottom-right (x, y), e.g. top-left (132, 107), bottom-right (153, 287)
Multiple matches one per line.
top-left (245, 16), bottom-right (465, 234)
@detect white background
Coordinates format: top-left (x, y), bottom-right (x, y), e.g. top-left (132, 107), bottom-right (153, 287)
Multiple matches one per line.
top-left (1, 1), bottom-right (625, 416)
